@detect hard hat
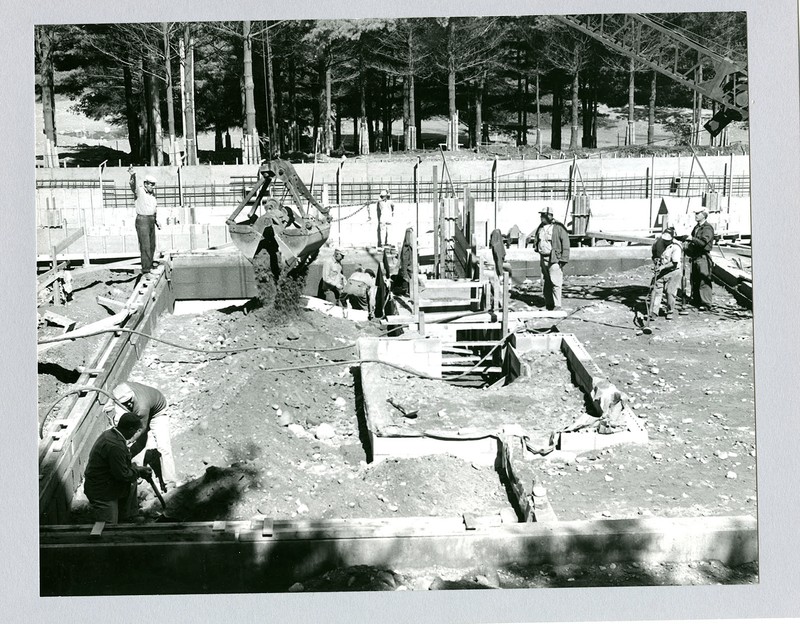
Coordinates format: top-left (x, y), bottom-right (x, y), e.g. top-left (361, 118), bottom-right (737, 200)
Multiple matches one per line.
top-left (144, 174), bottom-right (157, 185)
top-left (334, 248), bottom-right (345, 256)
top-left (539, 206), bottom-right (555, 217)
top-left (112, 383), bottom-right (135, 403)
top-left (379, 189), bottom-right (390, 198)
top-left (694, 208), bottom-right (708, 217)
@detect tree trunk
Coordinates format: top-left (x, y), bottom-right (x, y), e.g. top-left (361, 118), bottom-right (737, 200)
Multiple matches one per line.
top-left (446, 19), bottom-right (458, 150)
top-left (648, 70), bottom-right (657, 145)
top-left (402, 77), bottom-right (410, 149)
top-left (334, 108), bottom-right (341, 151)
top-left (162, 23), bottom-right (176, 164)
top-left (215, 126), bottom-right (224, 152)
top-left (182, 25), bottom-right (198, 165)
top-left (123, 61), bottom-right (141, 162)
top-left (242, 21), bottom-right (257, 135)
top-left (627, 57), bottom-right (636, 145)
top-left (138, 59), bottom-right (150, 163)
top-left (242, 20), bottom-right (258, 163)
top-left (569, 60), bottom-right (579, 150)
top-left (35, 27), bottom-right (57, 149)
top-left (406, 29), bottom-right (417, 151)
top-left (581, 78), bottom-right (591, 148)
top-left (697, 62), bottom-right (704, 146)
top-left (323, 58), bottom-right (333, 154)
top-left (414, 86), bottom-right (421, 147)
top-left (289, 54), bottom-right (297, 152)
top-left (315, 55), bottom-right (324, 155)
top-left (516, 48), bottom-right (522, 145)
top-left (535, 72), bottom-right (541, 150)
top-left (408, 73), bottom-right (417, 150)
top-left (264, 25), bottom-right (278, 156)
top-left (522, 73), bottom-right (528, 146)
top-left (592, 87), bottom-right (598, 148)
top-left (145, 53), bottom-right (164, 166)
top-left (475, 73), bottom-right (485, 149)
top-left (358, 59), bottom-right (368, 155)
top-left (551, 78), bottom-right (562, 150)
top-left (383, 75), bottom-right (392, 151)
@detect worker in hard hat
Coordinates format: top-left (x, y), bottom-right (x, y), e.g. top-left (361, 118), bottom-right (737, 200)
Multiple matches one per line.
top-left (319, 248), bottom-right (347, 305)
top-left (128, 166), bottom-right (162, 274)
top-left (682, 208), bottom-right (715, 311)
top-left (649, 227), bottom-right (683, 321)
top-left (529, 206), bottom-right (571, 311)
top-left (104, 381), bottom-right (176, 491)
top-left (373, 189), bottom-right (395, 248)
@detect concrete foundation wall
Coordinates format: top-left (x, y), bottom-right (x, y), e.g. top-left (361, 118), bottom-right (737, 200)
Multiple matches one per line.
top-left (35, 155), bottom-right (751, 186)
top-left (40, 514), bottom-right (757, 595)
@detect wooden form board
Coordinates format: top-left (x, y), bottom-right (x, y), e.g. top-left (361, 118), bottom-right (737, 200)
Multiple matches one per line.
top-left (37, 262), bottom-right (68, 292)
top-left (38, 266), bottom-right (174, 524)
top-left (52, 227), bottom-right (85, 255)
top-left (40, 514), bottom-right (757, 595)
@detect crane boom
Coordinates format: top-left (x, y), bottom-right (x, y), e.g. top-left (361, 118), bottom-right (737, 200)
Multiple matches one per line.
top-left (554, 14), bottom-right (748, 123)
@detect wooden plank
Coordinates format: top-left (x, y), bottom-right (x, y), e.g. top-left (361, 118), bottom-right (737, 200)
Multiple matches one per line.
top-left (585, 231), bottom-right (653, 245)
top-left (96, 295), bottom-right (129, 313)
top-left (43, 311), bottom-right (77, 332)
top-left (53, 228), bottom-right (86, 255)
top-left (37, 262), bottom-right (68, 291)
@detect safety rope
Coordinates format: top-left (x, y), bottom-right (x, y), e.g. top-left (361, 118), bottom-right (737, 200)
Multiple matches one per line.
top-left (326, 201), bottom-right (373, 222)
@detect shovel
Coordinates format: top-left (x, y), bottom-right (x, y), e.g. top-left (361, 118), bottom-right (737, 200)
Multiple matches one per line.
top-left (387, 397), bottom-right (419, 419)
top-left (146, 474), bottom-right (167, 510)
top-left (145, 474), bottom-right (184, 523)
top-left (636, 268), bottom-right (658, 335)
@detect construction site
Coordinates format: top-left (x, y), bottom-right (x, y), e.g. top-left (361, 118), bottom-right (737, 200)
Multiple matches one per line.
top-left (34, 13), bottom-right (758, 595)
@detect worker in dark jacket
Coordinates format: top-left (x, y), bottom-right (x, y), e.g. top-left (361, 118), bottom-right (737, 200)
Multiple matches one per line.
top-left (530, 207), bottom-right (571, 310)
top-left (683, 208), bottom-right (715, 310)
top-left (84, 412), bottom-right (152, 523)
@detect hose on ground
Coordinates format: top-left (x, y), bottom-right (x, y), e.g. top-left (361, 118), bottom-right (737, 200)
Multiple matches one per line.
top-left (39, 386), bottom-right (122, 440)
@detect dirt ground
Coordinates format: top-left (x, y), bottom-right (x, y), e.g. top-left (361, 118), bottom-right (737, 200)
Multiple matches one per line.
top-left (37, 257), bottom-right (757, 588)
top-left (37, 267), bottom-right (139, 423)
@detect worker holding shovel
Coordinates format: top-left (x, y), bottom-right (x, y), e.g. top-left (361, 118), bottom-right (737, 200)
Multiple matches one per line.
top-left (649, 227), bottom-right (683, 321)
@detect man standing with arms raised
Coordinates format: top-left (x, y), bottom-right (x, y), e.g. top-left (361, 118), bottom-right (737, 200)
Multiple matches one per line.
top-left (128, 166), bottom-right (161, 275)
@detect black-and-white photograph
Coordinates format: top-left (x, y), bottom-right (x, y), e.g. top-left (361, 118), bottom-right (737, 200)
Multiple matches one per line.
top-left (35, 10), bottom-right (759, 597)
